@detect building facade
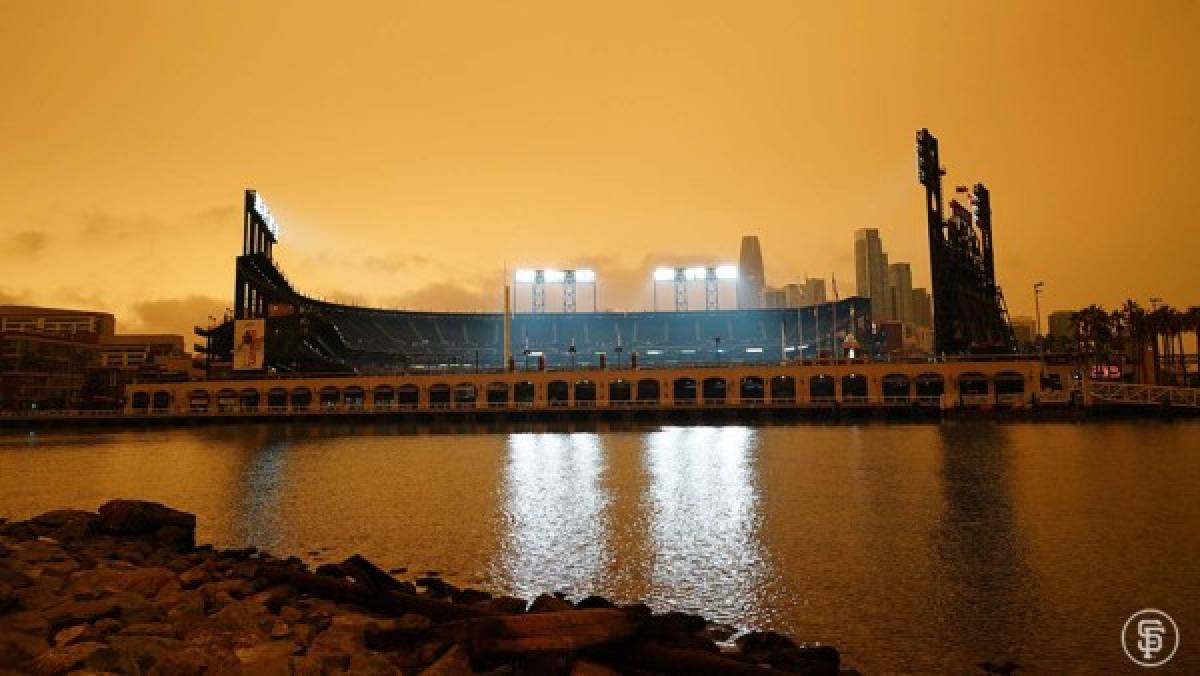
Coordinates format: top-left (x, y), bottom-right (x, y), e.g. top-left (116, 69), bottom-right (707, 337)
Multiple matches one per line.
top-left (854, 228), bottom-right (891, 320)
top-left (737, 236), bottom-right (766, 309)
top-left (888, 263), bottom-right (914, 324)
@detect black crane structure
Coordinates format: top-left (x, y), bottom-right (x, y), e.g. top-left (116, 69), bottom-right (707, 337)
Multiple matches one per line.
top-left (917, 129), bottom-right (1016, 355)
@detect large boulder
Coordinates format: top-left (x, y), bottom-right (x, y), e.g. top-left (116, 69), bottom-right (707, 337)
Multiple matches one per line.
top-left (96, 500), bottom-right (196, 548)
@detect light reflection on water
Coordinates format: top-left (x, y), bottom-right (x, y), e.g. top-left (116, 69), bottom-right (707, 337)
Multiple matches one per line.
top-left (493, 432), bottom-right (610, 599)
top-left (1, 420), bottom-right (1198, 673)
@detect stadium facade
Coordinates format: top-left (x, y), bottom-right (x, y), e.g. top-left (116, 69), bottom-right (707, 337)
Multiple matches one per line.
top-left (199, 191), bottom-right (873, 374)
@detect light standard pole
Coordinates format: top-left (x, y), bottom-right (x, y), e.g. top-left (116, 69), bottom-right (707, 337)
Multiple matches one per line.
top-left (1033, 281), bottom-right (1045, 353)
top-left (205, 315), bottom-right (217, 379)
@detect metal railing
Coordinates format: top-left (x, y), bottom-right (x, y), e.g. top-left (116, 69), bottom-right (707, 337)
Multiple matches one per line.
top-left (1087, 381), bottom-right (1200, 409)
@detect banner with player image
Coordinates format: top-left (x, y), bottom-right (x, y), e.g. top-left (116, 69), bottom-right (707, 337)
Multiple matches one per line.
top-left (233, 319), bottom-right (266, 370)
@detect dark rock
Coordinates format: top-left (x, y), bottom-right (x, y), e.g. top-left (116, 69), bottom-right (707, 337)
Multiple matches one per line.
top-left (416, 576), bottom-right (458, 599)
top-left (575, 595), bottom-right (617, 610)
top-left (736, 632), bottom-right (840, 675)
top-left (487, 596), bottom-right (528, 614)
top-left (620, 603), bottom-right (653, 620)
top-left (30, 640), bottom-right (109, 674)
top-left (420, 643), bottom-right (472, 675)
top-left (699, 621), bottom-right (737, 643)
top-left (642, 611), bottom-right (706, 636)
top-left (0, 582), bottom-right (14, 613)
top-left (451, 588), bottom-right (492, 605)
top-left (978, 658), bottom-right (1020, 675)
top-left (119, 622), bottom-right (179, 638)
top-left (0, 629), bottom-right (49, 671)
top-left (340, 554), bottom-right (408, 593)
top-left (52, 624), bottom-right (99, 647)
top-left (315, 563), bottom-right (346, 578)
top-left (647, 631), bottom-right (720, 654)
top-left (43, 590), bottom-right (163, 631)
top-left (735, 630), bottom-right (798, 659)
top-left (96, 500), bottom-right (196, 545)
top-left (528, 593), bottom-right (574, 613)
top-left (0, 559), bottom-right (32, 589)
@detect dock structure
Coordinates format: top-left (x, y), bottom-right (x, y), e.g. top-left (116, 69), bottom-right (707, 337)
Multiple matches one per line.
top-left (118, 358), bottom-right (1059, 418)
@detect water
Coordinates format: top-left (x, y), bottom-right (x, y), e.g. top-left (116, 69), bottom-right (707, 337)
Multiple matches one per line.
top-left (1, 419), bottom-right (1197, 673)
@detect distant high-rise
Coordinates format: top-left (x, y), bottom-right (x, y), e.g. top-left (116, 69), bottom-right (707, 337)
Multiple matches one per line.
top-left (854, 228), bottom-right (890, 320)
top-left (888, 263), bottom-right (914, 324)
top-left (802, 277), bottom-right (827, 306)
top-left (737, 236), bottom-right (765, 309)
top-left (911, 288), bottom-right (933, 328)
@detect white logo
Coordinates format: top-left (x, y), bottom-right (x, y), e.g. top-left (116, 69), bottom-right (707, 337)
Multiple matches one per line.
top-left (1123, 609), bottom-right (1179, 668)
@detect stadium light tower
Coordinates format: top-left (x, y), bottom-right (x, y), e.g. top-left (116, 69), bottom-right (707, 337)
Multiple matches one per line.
top-left (513, 268), bottom-right (596, 313)
top-left (652, 265), bottom-right (737, 312)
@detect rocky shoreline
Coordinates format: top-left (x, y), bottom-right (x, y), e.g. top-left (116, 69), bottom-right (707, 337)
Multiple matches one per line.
top-left (0, 500), bottom-right (849, 675)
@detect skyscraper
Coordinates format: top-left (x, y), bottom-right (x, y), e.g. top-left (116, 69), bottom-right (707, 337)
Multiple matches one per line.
top-left (911, 288), bottom-right (933, 328)
top-left (802, 277), bottom-right (827, 306)
top-left (888, 263), bottom-right (914, 324)
top-left (737, 236), bottom-right (765, 309)
top-left (854, 228), bottom-right (890, 320)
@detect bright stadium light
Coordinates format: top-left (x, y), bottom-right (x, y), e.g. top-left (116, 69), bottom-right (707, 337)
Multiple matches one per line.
top-left (544, 269), bottom-right (566, 283)
top-left (514, 269), bottom-right (536, 284)
top-left (653, 267), bottom-right (675, 281)
top-left (715, 264), bottom-right (738, 280)
top-left (685, 266), bottom-right (706, 281)
top-left (575, 269), bottom-right (596, 283)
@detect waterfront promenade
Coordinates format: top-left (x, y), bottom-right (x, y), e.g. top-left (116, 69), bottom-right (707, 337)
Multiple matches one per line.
top-left (117, 357), bottom-right (1056, 419)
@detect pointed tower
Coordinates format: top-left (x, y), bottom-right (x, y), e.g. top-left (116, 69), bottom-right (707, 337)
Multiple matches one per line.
top-left (737, 236), bottom-right (765, 309)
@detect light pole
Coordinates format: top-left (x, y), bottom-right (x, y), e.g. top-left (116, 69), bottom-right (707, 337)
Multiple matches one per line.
top-left (1033, 282), bottom-right (1045, 353)
top-left (714, 336), bottom-right (721, 364)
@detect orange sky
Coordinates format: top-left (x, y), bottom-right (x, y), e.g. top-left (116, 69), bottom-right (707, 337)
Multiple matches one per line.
top-left (1, 1), bottom-right (1197, 338)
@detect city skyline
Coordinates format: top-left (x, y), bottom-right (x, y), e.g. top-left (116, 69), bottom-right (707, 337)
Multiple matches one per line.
top-left (2, 2), bottom-right (1198, 340)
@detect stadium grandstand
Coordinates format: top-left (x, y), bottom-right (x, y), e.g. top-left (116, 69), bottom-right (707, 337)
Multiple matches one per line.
top-left (198, 191), bottom-right (872, 374)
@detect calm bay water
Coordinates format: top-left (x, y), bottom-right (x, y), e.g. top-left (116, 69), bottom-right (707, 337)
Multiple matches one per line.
top-left (1, 419), bottom-right (1197, 672)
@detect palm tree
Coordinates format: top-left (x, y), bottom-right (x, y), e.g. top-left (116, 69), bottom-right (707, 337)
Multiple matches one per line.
top-left (1188, 306), bottom-right (1200, 387)
top-left (1120, 299), bottom-right (1147, 382)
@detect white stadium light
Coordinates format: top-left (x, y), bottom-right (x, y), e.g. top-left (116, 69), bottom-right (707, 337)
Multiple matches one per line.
top-left (252, 192), bottom-right (280, 239)
top-left (685, 266), bottom-right (706, 281)
top-left (653, 267), bottom-right (676, 281)
top-left (575, 269), bottom-right (596, 283)
top-left (715, 264), bottom-right (738, 280)
top-left (514, 269), bottom-right (536, 284)
top-left (544, 269), bottom-right (566, 283)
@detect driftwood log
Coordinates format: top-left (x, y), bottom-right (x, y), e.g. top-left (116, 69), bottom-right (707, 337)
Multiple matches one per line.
top-left (433, 609), bottom-right (638, 656)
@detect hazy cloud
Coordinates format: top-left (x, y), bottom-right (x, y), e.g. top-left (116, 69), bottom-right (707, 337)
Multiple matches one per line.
top-left (80, 211), bottom-right (158, 242)
top-left (127, 295), bottom-right (226, 338)
top-left (379, 282), bottom-right (497, 312)
top-left (51, 287), bottom-right (108, 310)
top-left (0, 287), bottom-right (33, 305)
top-left (197, 205), bottom-right (238, 223)
top-left (2, 231), bottom-right (50, 257)
top-left (363, 253), bottom-right (434, 274)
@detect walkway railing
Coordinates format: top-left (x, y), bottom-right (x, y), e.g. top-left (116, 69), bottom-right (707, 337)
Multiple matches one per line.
top-left (1086, 381), bottom-right (1200, 409)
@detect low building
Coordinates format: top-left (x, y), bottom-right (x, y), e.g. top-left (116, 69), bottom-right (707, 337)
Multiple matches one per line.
top-left (876, 320), bottom-right (934, 356)
top-left (0, 305), bottom-right (192, 410)
top-left (1010, 316), bottom-right (1037, 348)
top-left (1048, 311), bottom-right (1074, 340)
top-left (0, 331), bottom-right (101, 410)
